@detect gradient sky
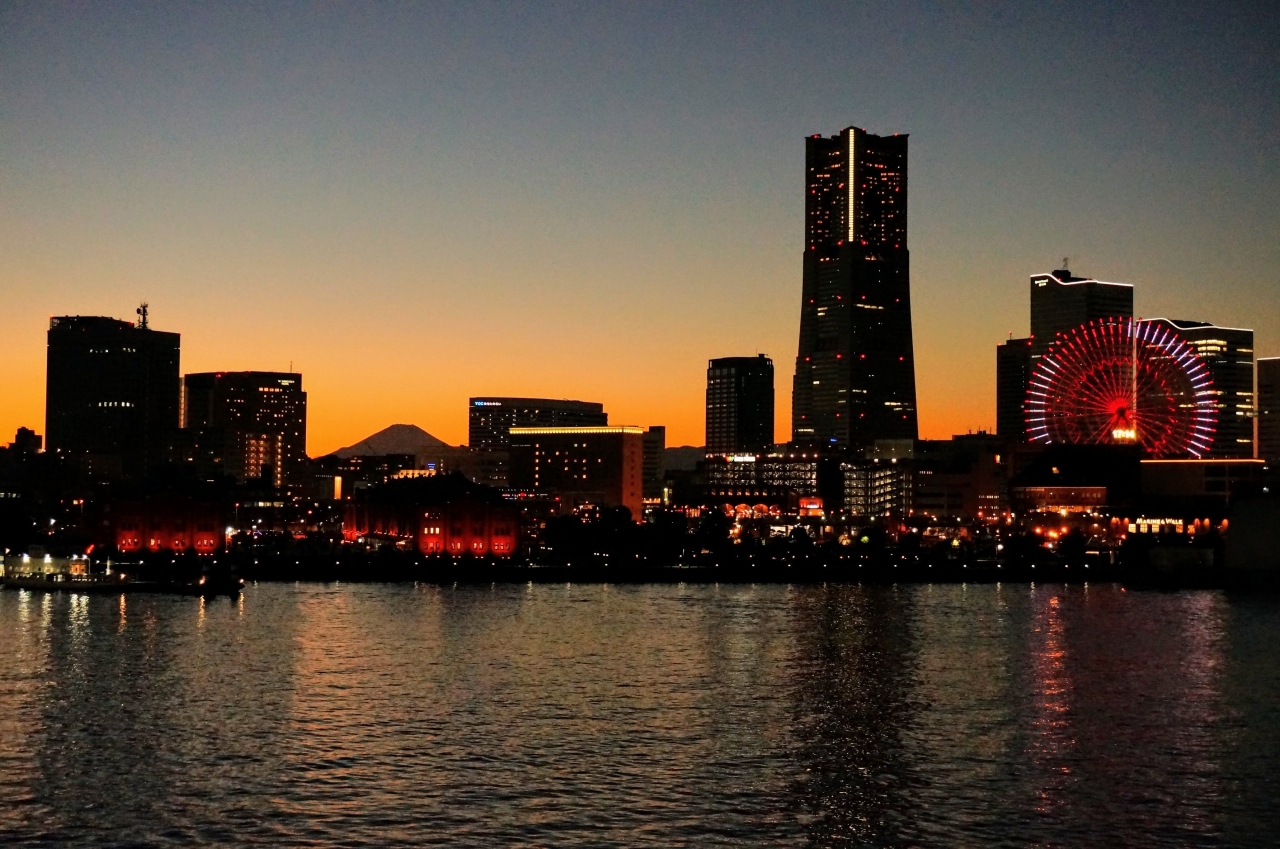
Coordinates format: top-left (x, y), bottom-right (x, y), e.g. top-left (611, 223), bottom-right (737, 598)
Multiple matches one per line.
top-left (2, 2), bottom-right (1277, 456)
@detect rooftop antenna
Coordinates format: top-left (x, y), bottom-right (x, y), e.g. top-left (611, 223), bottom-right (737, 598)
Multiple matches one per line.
top-left (136, 302), bottom-right (149, 329)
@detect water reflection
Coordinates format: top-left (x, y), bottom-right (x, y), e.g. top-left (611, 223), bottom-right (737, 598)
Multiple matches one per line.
top-left (0, 584), bottom-right (1275, 847)
top-left (786, 585), bottom-right (920, 845)
top-left (1027, 588), bottom-right (1074, 818)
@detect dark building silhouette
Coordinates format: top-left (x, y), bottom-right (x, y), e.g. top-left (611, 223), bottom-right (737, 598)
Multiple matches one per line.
top-left (508, 426), bottom-right (644, 519)
top-left (45, 313), bottom-right (180, 479)
top-left (792, 126), bottom-right (917, 450)
top-left (995, 337), bottom-right (1033, 441)
top-left (706, 355), bottom-right (774, 456)
top-left (1030, 268), bottom-right (1133, 361)
top-left (181, 371), bottom-right (307, 487)
top-left (7, 427), bottom-right (42, 454)
top-left (642, 425), bottom-right (666, 499)
top-left (1257, 357), bottom-right (1279, 463)
top-left (1146, 319), bottom-right (1255, 458)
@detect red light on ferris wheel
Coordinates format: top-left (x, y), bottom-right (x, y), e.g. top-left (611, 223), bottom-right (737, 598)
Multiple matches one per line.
top-left (1024, 317), bottom-right (1217, 458)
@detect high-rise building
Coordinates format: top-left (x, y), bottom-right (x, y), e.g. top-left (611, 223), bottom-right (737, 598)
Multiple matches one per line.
top-left (1030, 267), bottom-right (1133, 360)
top-left (1258, 358), bottom-right (1280, 463)
top-left (642, 425), bottom-right (666, 499)
top-left (45, 313), bottom-right (180, 479)
top-left (1144, 320), bottom-right (1254, 458)
top-left (507, 426), bottom-right (645, 519)
top-left (181, 371), bottom-right (307, 487)
top-left (792, 126), bottom-right (917, 450)
top-left (706, 355), bottom-right (774, 456)
top-left (995, 337), bottom-right (1032, 441)
top-left (993, 268), bottom-right (1132, 445)
top-left (468, 398), bottom-right (607, 449)
top-left (468, 397), bottom-right (608, 487)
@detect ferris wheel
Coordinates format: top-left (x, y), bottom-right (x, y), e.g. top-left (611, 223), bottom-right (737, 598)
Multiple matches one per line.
top-left (1025, 317), bottom-right (1217, 458)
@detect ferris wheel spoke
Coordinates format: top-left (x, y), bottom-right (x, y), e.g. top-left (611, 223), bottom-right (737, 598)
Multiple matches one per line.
top-left (1031, 319), bottom-right (1217, 456)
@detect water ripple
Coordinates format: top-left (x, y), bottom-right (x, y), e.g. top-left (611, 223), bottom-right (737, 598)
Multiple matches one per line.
top-left (0, 583), bottom-right (1276, 847)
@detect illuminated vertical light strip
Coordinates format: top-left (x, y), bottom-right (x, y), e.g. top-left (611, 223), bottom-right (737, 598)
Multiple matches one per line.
top-left (846, 128), bottom-right (858, 243)
top-left (1130, 318), bottom-right (1139, 441)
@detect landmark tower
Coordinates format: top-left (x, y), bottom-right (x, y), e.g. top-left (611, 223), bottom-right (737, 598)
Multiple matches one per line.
top-left (792, 127), bottom-right (917, 450)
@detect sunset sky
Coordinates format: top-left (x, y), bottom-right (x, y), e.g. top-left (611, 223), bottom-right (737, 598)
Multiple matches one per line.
top-left (2, 2), bottom-right (1276, 456)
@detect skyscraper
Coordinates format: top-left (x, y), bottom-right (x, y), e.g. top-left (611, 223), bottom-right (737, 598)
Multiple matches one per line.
top-left (792, 126), bottom-right (917, 450)
top-left (1258, 357), bottom-right (1280, 463)
top-left (1145, 319), bottom-right (1255, 458)
top-left (995, 337), bottom-right (1032, 441)
top-left (706, 355), bottom-right (774, 456)
top-left (182, 371), bottom-right (308, 486)
top-left (45, 312), bottom-right (180, 479)
top-left (1030, 267), bottom-right (1133, 361)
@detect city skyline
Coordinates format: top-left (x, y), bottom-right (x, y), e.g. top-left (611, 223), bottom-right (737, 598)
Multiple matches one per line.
top-left (2, 3), bottom-right (1277, 456)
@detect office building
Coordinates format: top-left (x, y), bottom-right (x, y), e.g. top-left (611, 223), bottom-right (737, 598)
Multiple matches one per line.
top-left (910, 434), bottom-right (1008, 519)
top-left (1260, 358), bottom-right (1280, 463)
top-left (1144, 320), bottom-right (1254, 458)
top-left (507, 426), bottom-right (644, 519)
top-left (182, 371), bottom-right (308, 487)
top-left (468, 397), bottom-right (608, 488)
top-left (706, 355), bottom-right (774, 456)
top-left (468, 397), bottom-right (608, 449)
top-left (792, 126), bottom-right (918, 450)
top-left (995, 337), bottom-right (1032, 441)
top-left (45, 312), bottom-right (180, 479)
top-left (1030, 267), bottom-right (1133, 360)
top-left (642, 426), bottom-right (666, 499)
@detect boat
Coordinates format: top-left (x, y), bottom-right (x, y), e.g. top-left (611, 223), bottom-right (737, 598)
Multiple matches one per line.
top-left (1, 571), bottom-right (243, 597)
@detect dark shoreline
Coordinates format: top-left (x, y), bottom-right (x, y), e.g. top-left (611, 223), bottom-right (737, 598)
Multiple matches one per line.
top-left (219, 552), bottom-right (1277, 591)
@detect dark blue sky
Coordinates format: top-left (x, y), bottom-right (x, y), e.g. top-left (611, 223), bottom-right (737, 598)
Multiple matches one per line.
top-left (2, 1), bottom-right (1276, 449)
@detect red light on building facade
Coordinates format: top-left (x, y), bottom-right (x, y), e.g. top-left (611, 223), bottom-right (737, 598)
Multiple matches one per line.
top-left (342, 480), bottom-right (519, 557)
top-left (106, 497), bottom-right (225, 555)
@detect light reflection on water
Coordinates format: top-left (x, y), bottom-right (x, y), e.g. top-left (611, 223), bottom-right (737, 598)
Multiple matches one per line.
top-left (0, 582), bottom-right (1276, 847)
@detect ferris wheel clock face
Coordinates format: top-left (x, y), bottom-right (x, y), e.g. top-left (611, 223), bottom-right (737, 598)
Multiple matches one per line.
top-left (1026, 318), bottom-right (1217, 458)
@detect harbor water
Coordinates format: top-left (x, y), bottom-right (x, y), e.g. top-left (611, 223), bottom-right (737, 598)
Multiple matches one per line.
top-left (0, 582), bottom-right (1277, 847)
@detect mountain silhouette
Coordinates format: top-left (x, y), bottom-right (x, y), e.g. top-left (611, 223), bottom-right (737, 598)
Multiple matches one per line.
top-left (333, 424), bottom-right (451, 457)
